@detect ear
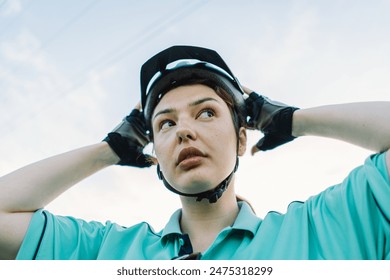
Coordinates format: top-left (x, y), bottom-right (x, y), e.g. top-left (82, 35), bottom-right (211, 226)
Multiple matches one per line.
top-left (237, 127), bottom-right (247, 156)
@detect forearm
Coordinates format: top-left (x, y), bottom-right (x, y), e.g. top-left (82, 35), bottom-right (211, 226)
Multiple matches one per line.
top-left (0, 142), bottom-right (119, 213)
top-left (292, 102), bottom-right (390, 152)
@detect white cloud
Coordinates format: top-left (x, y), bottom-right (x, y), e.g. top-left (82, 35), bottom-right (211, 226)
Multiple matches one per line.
top-left (0, 30), bottom-right (115, 170)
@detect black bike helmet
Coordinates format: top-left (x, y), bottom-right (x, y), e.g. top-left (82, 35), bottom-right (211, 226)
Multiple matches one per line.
top-left (140, 45), bottom-right (245, 203)
top-left (141, 45), bottom-right (246, 127)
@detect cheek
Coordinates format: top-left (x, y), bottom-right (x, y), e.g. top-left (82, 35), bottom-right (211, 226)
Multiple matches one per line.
top-left (153, 139), bottom-right (164, 161)
top-left (208, 126), bottom-right (237, 154)
top-left (153, 134), bottom-right (173, 164)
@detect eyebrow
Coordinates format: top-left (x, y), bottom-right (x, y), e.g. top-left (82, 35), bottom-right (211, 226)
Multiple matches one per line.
top-left (153, 97), bottom-right (219, 120)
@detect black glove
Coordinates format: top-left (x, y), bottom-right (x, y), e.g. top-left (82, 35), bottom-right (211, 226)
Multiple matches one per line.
top-left (103, 109), bottom-right (153, 167)
top-left (245, 92), bottom-right (299, 151)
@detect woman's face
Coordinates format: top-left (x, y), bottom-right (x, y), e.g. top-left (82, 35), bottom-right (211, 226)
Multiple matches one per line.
top-left (152, 84), bottom-right (246, 194)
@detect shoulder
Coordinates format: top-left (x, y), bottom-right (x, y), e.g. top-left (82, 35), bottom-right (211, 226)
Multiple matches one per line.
top-left (17, 210), bottom-right (161, 259)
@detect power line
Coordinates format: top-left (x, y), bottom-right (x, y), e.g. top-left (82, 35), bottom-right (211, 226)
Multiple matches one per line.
top-left (1, 0), bottom-right (101, 88)
top-left (1, 1), bottom-right (210, 138)
top-left (2, 0), bottom-right (101, 107)
top-left (0, 0), bottom-right (101, 128)
top-left (38, 0), bottom-right (102, 51)
top-left (66, 0), bottom-right (208, 84)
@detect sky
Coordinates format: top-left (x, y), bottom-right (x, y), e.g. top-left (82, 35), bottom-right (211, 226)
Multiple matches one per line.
top-left (1, 0), bottom-right (389, 231)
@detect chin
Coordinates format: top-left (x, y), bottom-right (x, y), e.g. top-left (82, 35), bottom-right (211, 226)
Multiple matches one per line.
top-left (167, 166), bottom-right (230, 194)
top-left (169, 170), bottom-right (223, 194)
top-left (174, 179), bottom-right (214, 194)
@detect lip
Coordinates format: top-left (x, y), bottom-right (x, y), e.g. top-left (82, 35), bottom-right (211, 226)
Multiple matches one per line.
top-left (177, 147), bottom-right (206, 170)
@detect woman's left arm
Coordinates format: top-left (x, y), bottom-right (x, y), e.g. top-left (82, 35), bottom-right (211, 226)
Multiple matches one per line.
top-left (292, 102), bottom-right (390, 173)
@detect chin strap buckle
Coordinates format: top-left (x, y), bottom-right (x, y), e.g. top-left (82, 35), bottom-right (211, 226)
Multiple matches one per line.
top-left (195, 172), bottom-right (232, 203)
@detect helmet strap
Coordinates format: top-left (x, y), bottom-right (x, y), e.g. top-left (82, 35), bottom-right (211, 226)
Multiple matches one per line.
top-left (157, 158), bottom-right (239, 203)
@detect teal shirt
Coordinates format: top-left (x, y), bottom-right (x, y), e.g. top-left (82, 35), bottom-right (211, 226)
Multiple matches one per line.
top-left (16, 153), bottom-right (390, 260)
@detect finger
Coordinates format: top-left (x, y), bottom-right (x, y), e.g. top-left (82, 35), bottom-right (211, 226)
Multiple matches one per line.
top-left (134, 102), bottom-right (141, 111)
top-left (241, 85), bottom-right (254, 95)
top-left (252, 137), bottom-right (267, 154)
top-left (136, 153), bottom-right (156, 168)
top-left (129, 108), bottom-right (143, 117)
top-left (251, 144), bottom-right (260, 155)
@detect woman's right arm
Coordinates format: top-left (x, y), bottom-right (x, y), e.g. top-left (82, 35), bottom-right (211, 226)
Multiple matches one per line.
top-left (0, 142), bottom-right (119, 260)
top-left (0, 104), bottom-right (154, 259)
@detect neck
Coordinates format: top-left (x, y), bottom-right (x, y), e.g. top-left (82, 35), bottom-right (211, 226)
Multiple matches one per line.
top-left (179, 180), bottom-right (239, 252)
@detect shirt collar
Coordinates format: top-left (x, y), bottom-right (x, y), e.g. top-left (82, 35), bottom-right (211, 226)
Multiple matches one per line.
top-left (161, 208), bottom-right (183, 240)
top-left (161, 201), bottom-right (261, 242)
top-left (231, 201), bottom-right (261, 236)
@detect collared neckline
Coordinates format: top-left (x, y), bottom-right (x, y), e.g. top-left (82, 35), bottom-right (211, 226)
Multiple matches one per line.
top-left (231, 201), bottom-right (261, 236)
top-left (161, 208), bottom-right (183, 240)
top-left (161, 201), bottom-right (261, 243)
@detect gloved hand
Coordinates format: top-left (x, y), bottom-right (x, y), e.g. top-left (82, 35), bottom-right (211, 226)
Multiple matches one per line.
top-left (103, 108), bottom-right (154, 167)
top-left (245, 91), bottom-right (299, 153)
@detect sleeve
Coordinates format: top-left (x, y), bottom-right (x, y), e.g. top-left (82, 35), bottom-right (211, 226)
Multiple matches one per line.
top-left (307, 152), bottom-right (390, 259)
top-left (16, 209), bottom-right (110, 260)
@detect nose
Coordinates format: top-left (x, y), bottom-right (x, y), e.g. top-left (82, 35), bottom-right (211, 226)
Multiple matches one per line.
top-left (176, 123), bottom-right (196, 143)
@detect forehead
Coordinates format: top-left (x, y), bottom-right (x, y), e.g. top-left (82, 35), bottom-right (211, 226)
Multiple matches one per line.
top-left (152, 84), bottom-right (224, 114)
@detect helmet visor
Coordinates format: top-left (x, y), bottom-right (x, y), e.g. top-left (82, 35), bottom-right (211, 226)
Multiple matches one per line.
top-left (140, 45), bottom-right (243, 112)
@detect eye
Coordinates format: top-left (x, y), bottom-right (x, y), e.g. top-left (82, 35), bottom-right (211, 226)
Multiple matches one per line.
top-left (197, 108), bottom-right (215, 119)
top-left (159, 119), bottom-right (175, 131)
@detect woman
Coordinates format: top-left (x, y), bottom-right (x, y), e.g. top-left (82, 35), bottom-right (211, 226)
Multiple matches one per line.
top-left (0, 46), bottom-right (389, 260)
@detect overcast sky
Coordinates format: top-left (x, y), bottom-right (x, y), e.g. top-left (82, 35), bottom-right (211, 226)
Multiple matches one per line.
top-left (1, 0), bottom-right (389, 230)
